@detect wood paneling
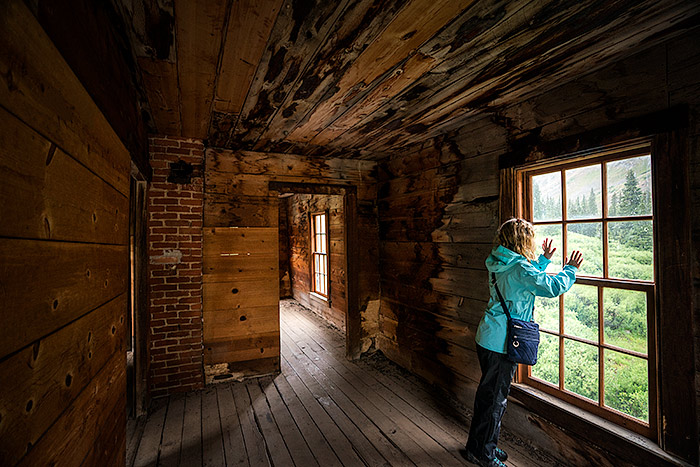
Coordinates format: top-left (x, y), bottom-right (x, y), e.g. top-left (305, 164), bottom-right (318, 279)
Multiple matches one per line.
top-left (287, 194), bottom-right (347, 331)
top-left (0, 0), bottom-right (131, 196)
top-left (0, 295), bottom-right (125, 466)
top-left (0, 1), bottom-right (130, 464)
top-left (203, 227), bottom-right (279, 366)
top-left (205, 148), bottom-right (379, 370)
top-left (0, 108), bottom-right (128, 245)
top-left (15, 352), bottom-right (126, 467)
top-left (137, 57), bottom-right (182, 135)
top-left (210, 0), bottom-right (284, 118)
top-left (174, 0), bottom-right (229, 138)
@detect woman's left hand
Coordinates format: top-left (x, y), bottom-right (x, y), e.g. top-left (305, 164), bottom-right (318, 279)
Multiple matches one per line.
top-left (542, 238), bottom-right (556, 260)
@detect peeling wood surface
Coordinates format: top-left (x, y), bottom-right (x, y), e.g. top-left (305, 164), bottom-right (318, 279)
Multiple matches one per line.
top-left (126, 0), bottom-right (699, 155)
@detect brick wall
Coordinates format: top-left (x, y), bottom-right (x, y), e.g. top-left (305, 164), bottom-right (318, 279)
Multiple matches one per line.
top-left (147, 135), bottom-right (204, 397)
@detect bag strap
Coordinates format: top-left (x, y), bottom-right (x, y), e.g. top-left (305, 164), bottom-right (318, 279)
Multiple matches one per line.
top-left (491, 273), bottom-right (513, 321)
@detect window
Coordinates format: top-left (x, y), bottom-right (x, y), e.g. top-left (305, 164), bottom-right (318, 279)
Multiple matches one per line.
top-left (311, 212), bottom-right (329, 298)
top-left (517, 142), bottom-right (657, 438)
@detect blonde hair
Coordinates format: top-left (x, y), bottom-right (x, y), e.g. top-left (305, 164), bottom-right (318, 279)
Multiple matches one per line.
top-left (494, 218), bottom-right (537, 261)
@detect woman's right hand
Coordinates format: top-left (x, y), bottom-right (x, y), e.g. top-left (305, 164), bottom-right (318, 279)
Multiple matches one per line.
top-left (565, 250), bottom-right (584, 269)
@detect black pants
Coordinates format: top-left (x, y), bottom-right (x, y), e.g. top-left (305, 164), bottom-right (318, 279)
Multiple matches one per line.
top-left (466, 345), bottom-right (518, 460)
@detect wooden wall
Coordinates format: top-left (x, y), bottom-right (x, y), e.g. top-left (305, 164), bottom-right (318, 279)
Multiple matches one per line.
top-left (377, 26), bottom-right (700, 466)
top-left (287, 194), bottom-right (347, 331)
top-left (205, 149), bottom-right (379, 370)
top-left (279, 197), bottom-right (292, 298)
top-left (0, 1), bottom-right (130, 464)
top-left (31, 0), bottom-right (152, 179)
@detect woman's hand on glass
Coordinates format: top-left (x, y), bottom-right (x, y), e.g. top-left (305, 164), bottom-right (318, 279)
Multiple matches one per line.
top-left (542, 238), bottom-right (556, 260)
top-left (565, 250), bottom-right (584, 269)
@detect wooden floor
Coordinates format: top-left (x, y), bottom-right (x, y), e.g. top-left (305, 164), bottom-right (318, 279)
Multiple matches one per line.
top-left (128, 299), bottom-right (554, 466)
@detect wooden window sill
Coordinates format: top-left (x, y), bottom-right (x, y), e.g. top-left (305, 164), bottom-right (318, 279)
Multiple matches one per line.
top-left (509, 383), bottom-right (688, 466)
top-left (309, 291), bottom-right (329, 304)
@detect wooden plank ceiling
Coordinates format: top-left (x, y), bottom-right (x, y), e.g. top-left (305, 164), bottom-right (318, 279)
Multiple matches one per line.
top-left (122, 0), bottom-right (700, 159)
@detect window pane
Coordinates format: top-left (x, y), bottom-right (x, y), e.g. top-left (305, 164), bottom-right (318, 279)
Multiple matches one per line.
top-left (564, 285), bottom-right (598, 342)
top-left (604, 350), bottom-right (649, 422)
top-left (535, 296), bottom-right (559, 332)
top-left (606, 155), bottom-right (652, 217)
top-left (603, 288), bottom-right (647, 354)
top-left (608, 221), bottom-right (653, 281)
top-left (566, 223), bottom-right (602, 276)
top-left (533, 224), bottom-right (562, 272)
top-left (532, 332), bottom-right (559, 386)
top-left (564, 339), bottom-right (598, 402)
top-left (566, 165), bottom-right (602, 219)
top-left (532, 172), bottom-right (562, 222)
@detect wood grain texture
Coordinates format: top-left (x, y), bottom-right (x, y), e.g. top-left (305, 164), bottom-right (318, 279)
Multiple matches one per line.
top-left (0, 108), bottom-right (128, 244)
top-left (211, 0), bottom-right (284, 116)
top-left (0, 0), bottom-right (130, 196)
top-left (0, 295), bottom-right (125, 466)
top-left (16, 352), bottom-right (126, 467)
top-left (0, 3), bottom-right (129, 465)
top-left (0, 239), bottom-right (128, 358)
top-left (287, 193), bottom-right (346, 331)
top-left (175, 0), bottom-right (229, 138)
top-left (138, 57), bottom-right (182, 135)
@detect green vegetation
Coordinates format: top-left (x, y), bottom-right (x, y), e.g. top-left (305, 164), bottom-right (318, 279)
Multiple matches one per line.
top-left (530, 156), bottom-right (652, 422)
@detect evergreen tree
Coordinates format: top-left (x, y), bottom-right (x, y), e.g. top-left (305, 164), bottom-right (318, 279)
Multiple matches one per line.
top-left (610, 192), bottom-right (619, 216)
top-left (619, 170), bottom-right (643, 216)
top-left (588, 187), bottom-right (598, 216)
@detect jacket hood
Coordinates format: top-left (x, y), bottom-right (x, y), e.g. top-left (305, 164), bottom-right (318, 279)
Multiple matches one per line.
top-left (485, 245), bottom-right (527, 273)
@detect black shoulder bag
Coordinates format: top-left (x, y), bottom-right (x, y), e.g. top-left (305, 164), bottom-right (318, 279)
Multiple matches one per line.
top-left (491, 273), bottom-right (540, 365)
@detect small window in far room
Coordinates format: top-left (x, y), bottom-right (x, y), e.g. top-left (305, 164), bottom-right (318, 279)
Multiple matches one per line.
top-left (311, 212), bottom-right (329, 299)
top-left (516, 142), bottom-right (657, 439)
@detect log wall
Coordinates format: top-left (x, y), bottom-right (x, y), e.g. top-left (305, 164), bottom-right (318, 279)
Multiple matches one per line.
top-left (287, 194), bottom-right (347, 331)
top-left (205, 149), bottom-right (379, 371)
top-left (0, 1), bottom-right (130, 464)
top-left (377, 26), bottom-right (700, 465)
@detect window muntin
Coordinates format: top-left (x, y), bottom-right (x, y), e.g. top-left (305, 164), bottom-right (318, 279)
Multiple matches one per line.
top-left (520, 145), bottom-right (656, 438)
top-left (311, 212), bottom-right (329, 298)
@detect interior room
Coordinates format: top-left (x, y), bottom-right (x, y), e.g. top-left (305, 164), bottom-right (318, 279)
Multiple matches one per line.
top-left (1, 0), bottom-right (699, 466)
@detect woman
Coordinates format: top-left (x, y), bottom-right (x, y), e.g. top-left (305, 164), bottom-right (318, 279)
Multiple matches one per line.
top-left (462, 218), bottom-right (583, 467)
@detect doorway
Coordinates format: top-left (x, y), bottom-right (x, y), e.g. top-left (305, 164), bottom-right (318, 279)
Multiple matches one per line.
top-left (127, 173), bottom-right (149, 417)
top-left (270, 182), bottom-right (361, 360)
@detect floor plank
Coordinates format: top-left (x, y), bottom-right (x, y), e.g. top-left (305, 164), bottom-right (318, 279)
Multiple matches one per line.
top-left (283, 307), bottom-right (466, 455)
top-left (216, 384), bottom-right (249, 467)
top-left (133, 399), bottom-right (167, 467)
top-left (130, 299), bottom-right (556, 466)
top-left (271, 369), bottom-right (346, 467)
top-left (246, 379), bottom-right (295, 466)
top-left (158, 395), bottom-right (185, 467)
top-left (231, 382), bottom-right (270, 467)
top-left (180, 391), bottom-right (203, 466)
top-left (203, 387), bottom-right (226, 466)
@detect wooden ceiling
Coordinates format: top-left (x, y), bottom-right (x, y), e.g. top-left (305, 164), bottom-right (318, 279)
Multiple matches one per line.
top-left (121, 0), bottom-right (700, 159)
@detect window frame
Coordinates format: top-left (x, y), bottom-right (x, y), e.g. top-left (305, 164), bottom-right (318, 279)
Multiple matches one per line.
top-left (514, 141), bottom-right (658, 439)
top-left (310, 211), bottom-right (330, 300)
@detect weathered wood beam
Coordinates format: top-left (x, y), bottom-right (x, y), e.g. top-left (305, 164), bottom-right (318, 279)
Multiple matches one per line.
top-left (340, 0), bottom-right (700, 154)
top-left (224, 0), bottom-right (354, 148)
top-left (284, 0), bottom-right (477, 146)
top-left (250, 0), bottom-right (411, 151)
top-left (175, 0), bottom-right (229, 138)
top-left (208, 0), bottom-right (284, 146)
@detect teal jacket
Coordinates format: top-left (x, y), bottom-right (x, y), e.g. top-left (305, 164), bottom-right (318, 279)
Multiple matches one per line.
top-left (475, 245), bottom-right (578, 354)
